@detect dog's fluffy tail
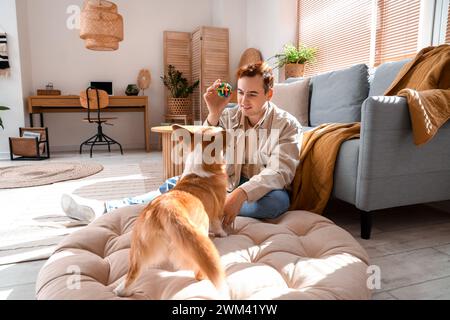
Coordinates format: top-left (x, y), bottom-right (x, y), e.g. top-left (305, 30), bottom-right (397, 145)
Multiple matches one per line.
top-left (167, 210), bottom-right (225, 289)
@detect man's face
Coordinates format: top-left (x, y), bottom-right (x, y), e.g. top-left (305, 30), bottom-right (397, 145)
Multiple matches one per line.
top-left (237, 75), bottom-right (273, 119)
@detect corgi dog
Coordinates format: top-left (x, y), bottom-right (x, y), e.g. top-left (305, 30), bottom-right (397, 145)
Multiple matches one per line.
top-left (114, 125), bottom-right (228, 297)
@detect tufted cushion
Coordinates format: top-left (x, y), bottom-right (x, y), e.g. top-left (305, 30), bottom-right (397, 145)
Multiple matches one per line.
top-left (36, 205), bottom-right (371, 300)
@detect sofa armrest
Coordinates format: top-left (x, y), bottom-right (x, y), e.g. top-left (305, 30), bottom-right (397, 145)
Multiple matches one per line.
top-left (355, 96), bottom-right (450, 211)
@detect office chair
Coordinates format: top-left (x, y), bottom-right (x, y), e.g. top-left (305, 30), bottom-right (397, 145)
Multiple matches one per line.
top-left (79, 87), bottom-right (123, 158)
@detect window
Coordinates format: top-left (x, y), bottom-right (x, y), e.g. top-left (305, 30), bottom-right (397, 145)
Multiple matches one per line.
top-left (297, 0), bottom-right (422, 75)
top-left (374, 0), bottom-right (421, 65)
top-left (298, 0), bottom-right (372, 76)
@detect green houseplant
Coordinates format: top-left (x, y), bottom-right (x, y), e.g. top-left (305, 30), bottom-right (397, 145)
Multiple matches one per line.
top-left (272, 44), bottom-right (317, 78)
top-left (161, 65), bottom-right (199, 116)
top-left (0, 106), bottom-right (10, 129)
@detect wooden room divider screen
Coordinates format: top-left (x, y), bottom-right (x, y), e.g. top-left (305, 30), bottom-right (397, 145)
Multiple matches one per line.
top-left (164, 27), bottom-right (230, 123)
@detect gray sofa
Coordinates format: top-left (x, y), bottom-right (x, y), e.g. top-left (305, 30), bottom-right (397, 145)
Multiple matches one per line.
top-left (286, 60), bottom-right (450, 239)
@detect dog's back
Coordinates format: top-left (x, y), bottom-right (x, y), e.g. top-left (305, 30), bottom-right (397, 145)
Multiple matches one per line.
top-left (122, 189), bottom-right (224, 290)
top-left (115, 126), bottom-right (228, 297)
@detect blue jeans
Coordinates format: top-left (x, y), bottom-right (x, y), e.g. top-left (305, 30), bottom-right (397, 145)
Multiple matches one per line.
top-left (106, 176), bottom-right (290, 219)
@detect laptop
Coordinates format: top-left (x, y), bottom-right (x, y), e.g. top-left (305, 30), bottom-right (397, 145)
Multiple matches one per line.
top-left (90, 81), bottom-right (113, 96)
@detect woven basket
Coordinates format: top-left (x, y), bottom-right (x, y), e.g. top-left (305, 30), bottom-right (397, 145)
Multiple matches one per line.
top-left (167, 98), bottom-right (191, 116)
top-left (285, 63), bottom-right (305, 79)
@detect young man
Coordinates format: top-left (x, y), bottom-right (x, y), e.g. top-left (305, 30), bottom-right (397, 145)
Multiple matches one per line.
top-left (62, 62), bottom-right (302, 227)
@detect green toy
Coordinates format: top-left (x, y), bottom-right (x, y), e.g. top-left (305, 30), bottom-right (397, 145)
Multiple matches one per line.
top-left (217, 82), bottom-right (232, 98)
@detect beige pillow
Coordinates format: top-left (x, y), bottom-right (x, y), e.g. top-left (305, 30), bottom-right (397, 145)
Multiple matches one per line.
top-left (271, 78), bottom-right (310, 126)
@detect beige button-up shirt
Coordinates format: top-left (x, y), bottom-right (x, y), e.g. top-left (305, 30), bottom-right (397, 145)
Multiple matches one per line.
top-left (205, 102), bottom-right (303, 202)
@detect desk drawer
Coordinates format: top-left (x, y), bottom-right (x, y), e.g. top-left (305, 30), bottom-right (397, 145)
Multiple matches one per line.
top-left (108, 97), bottom-right (146, 107)
top-left (31, 97), bottom-right (81, 107)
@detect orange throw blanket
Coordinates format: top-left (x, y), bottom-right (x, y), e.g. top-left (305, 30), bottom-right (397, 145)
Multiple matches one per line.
top-left (384, 44), bottom-right (450, 145)
top-left (289, 123), bottom-right (360, 214)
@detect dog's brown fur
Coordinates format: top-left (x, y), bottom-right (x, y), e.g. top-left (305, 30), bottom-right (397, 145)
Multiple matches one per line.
top-left (115, 126), bottom-right (228, 296)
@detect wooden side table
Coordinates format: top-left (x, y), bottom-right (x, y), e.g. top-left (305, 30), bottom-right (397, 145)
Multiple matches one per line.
top-left (151, 125), bottom-right (202, 180)
top-left (157, 115), bottom-right (194, 151)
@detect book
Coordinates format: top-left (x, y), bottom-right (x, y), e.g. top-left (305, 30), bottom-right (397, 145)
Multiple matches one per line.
top-left (22, 131), bottom-right (41, 141)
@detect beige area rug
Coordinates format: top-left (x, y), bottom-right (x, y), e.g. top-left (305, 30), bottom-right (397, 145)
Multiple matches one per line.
top-left (0, 162), bottom-right (104, 189)
top-left (0, 160), bottom-right (164, 265)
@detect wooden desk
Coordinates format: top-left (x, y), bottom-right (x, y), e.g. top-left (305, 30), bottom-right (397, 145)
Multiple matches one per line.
top-left (28, 95), bottom-right (151, 152)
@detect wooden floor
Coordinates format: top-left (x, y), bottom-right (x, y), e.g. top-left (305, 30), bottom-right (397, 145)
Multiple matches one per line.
top-left (1, 151), bottom-right (449, 300)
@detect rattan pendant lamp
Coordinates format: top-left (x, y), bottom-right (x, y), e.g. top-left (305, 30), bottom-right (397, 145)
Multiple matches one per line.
top-left (80, 0), bottom-right (124, 51)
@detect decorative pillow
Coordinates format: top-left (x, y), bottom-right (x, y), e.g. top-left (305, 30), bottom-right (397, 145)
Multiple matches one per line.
top-left (309, 64), bottom-right (369, 126)
top-left (271, 78), bottom-right (310, 126)
top-left (368, 59), bottom-right (411, 97)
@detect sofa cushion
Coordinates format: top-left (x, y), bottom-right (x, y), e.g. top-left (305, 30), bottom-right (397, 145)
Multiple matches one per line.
top-left (271, 78), bottom-right (310, 126)
top-left (284, 76), bottom-right (306, 84)
top-left (309, 64), bottom-right (369, 126)
top-left (35, 205), bottom-right (371, 300)
top-left (369, 59), bottom-right (411, 96)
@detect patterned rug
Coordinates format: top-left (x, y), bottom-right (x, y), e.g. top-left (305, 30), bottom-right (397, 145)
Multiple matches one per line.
top-left (0, 159), bottom-right (164, 265)
top-left (0, 162), bottom-right (104, 189)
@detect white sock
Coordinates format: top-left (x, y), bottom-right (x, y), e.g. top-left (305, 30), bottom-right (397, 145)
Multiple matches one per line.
top-left (61, 194), bottom-right (106, 223)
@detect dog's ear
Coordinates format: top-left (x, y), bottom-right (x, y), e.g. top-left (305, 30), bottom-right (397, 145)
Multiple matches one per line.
top-left (171, 124), bottom-right (184, 131)
top-left (171, 124), bottom-right (200, 135)
top-left (171, 124), bottom-right (196, 151)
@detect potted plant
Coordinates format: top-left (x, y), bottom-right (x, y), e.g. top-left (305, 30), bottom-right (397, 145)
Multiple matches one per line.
top-left (161, 65), bottom-right (199, 115)
top-left (0, 106), bottom-right (10, 129)
top-left (272, 44), bottom-right (317, 78)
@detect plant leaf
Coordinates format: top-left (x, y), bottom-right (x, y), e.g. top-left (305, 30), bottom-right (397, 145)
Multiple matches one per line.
top-left (272, 44), bottom-right (317, 68)
top-left (160, 65), bottom-right (199, 98)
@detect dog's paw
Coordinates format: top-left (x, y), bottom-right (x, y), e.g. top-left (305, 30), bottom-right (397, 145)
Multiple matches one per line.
top-left (215, 229), bottom-right (228, 238)
top-left (113, 281), bottom-right (131, 297)
top-left (223, 223), bottom-right (234, 235)
top-left (195, 270), bottom-right (207, 281)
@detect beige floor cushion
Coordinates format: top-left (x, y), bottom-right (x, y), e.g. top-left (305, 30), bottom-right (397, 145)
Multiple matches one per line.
top-left (36, 204), bottom-right (371, 300)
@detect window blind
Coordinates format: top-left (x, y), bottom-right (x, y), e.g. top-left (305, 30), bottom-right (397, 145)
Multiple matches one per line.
top-left (446, 2), bottom-right (450, 44)
top-left (297, 0), bottom-right (422, 75)
top-left (298, 0), bottom-right (372, 76)
top-left (374, 0), bottom-right (421, 65)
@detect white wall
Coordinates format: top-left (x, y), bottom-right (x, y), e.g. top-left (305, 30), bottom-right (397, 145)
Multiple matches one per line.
top-left (16, 0), bottom-right (33, 111)
top-left (211, 0), bottom-right (247, 84)
top-left (0, 0), bottom-right (299, 156)
top-left (246, 0), bottom-right (298, 82)
top-left (0, 0), bottom-right (27, 158)
top-left (23, 0), bottom-right (213, 152)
